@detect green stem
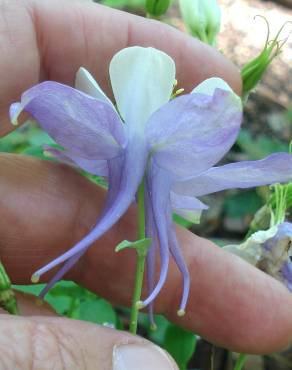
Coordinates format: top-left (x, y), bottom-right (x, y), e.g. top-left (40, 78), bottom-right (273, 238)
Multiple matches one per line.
top-left (137, 180), bottom-right (146, 239)
top-left (129, 180), bottom-right (147, 334)
top-left (234, 354), bottom-right (247, 370)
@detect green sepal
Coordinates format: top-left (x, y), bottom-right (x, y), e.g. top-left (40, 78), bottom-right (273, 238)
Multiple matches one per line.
top-left (115, 238), bottom-right (152, 257)
top-left (241, 46), bottom-right (275, 99)
top-left (146, 0), bottom-right (171, 17)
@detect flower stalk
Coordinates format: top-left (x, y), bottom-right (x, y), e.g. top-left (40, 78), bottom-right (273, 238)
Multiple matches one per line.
top-left (129, 180), bottom-right (147, 334)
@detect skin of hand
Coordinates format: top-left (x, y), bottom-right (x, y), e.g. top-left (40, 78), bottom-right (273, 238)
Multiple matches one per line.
top-left (1, 0), bottom-right (292, 368)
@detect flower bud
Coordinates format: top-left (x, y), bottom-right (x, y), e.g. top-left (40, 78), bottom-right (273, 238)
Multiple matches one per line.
top-left (241, 17), bottom-right (291, 101)
top-left (179, 0), bottom-right (221, 46)
top-left (0, 262), bottom-right (19, 315)
top-left (146, 0), bottom-right (171, 17)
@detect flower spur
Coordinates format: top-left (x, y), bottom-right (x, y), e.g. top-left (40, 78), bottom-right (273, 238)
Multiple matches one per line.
top-left (10, 46), bottom-right (292, 320)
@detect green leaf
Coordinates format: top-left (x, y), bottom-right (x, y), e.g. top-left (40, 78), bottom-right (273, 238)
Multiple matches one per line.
top-left (237, 129), bottom-right (287, 160)
top-left (49, 281), bottom-right (93, 299)
top-left (147, 315), bottom-right (171, 346)
top-left (13, 283), bottom-right (46, 295)
top-left (46, 295), bottom-right (73, 315)
top-left (173, 212), bottom-right (199, 229)
top-left (223, 190), bottom-right (263, 219)
top-left (163, 324), bottom-right (197, 370)
top-left (21, 146), bottom-right (48, 159)
top-left (26, 127), bottom-right (54, 146)
top-left (115, 238), bottom-right (152, 255)
top-left (13, 283), bottom-right (72, 315)
top-left (78, 298), bottom-right (117, 327)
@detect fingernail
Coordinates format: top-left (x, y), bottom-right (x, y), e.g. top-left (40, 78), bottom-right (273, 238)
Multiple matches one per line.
top-left (113, 343), bottom-right (178, 370)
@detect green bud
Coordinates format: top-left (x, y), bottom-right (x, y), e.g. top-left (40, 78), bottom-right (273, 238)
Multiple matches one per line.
top-left (0, 261), bottom-right (19, 315)
top-left (179, 0), bottom-right (221, 46)
top-left (241, 17), bottom-right (291, 101)
top-left (146, 0), bottom-right (171, 17)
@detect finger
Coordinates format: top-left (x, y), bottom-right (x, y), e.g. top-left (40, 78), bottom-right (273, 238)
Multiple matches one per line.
top-left (1, 153), bottom-right (292, 354)
top-left (0, 315), bottom-right (177, 370)
top-left (0, 0), bottom-right (241, 136)
top-left (0, 291), bottom-right (55, 316)
top-left (0, 292), bottom-right (178, 369)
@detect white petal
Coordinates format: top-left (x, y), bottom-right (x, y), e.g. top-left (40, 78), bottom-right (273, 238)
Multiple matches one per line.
top-left (75, 67), bottom-right (115, 109)
top-left (10, 102), bottom-right (22, 125)
top-left (223, 226), bottom-right (278, 266)
top-left (109, 46), bottom-right (176, 131)
top-left (223, 244), bottom-right (261, 265)
top-left (250, 227), bottom-right (278, 244)
top-left (192, 77), bottom-right (233, 95)
top-left (170, 191), bottom-right (208, 223)
top-left (174, 208), bottom-right (203, 224)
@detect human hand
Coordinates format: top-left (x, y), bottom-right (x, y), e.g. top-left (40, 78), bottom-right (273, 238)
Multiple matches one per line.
top-left (1, 1), bottom-right (292, 368)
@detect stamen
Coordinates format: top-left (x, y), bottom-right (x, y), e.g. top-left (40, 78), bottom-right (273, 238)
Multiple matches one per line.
top-left (136, 300), bottom-right (144, 309)
top-left (177, 309), bottom-right (186, 317)
top-left (174, 88), bottom-right (185, 96)
top-left (35, 297), bottom-right (44, 306)
top-left (43, 150), bottom-right (54, 158)
top-left (31, 274), bottom-right (40, 283)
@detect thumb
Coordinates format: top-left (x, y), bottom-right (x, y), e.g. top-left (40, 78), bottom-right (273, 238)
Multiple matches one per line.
top-left (0, 293), bottom-right (178, 370)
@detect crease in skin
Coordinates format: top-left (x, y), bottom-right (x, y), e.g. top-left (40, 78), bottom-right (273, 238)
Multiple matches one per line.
top-left (0, 309), bottom-right (164, 370)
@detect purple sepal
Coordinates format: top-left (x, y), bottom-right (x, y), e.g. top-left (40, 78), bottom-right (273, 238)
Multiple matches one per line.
top-left (174, 153), bottom-right (292, 197)
top-left (13, 82), bottom-right (126, 160)
top-left (147, 89), bottom-right (242, 178)
top-left (44, 145), bottom-right (109, 177)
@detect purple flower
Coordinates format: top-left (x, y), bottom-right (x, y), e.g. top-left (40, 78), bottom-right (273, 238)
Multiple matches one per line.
top-left (224, 222), bottom-right (292, 292)
top-left (10, 47), bottom-right (292, 318)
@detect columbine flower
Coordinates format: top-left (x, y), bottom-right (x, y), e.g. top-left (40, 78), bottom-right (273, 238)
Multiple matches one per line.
top-left (10, 47), bottom-right (292, 319)
top-left (224, 222), bottom-right (292, 291)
